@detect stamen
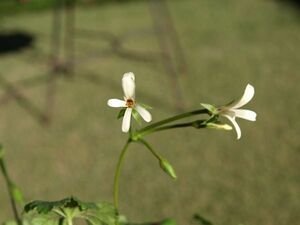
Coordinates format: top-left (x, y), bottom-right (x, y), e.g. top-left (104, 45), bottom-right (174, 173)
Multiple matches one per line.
top-left (126, 99), bottom-right (135, 108)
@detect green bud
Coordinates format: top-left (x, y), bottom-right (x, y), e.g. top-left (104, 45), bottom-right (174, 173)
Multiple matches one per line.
top-left (159, 158), bottom-right (177, 179)
top-left (206, 122), bottom-right (232, 131)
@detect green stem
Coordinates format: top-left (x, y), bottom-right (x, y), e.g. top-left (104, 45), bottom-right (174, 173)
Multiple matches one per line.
top-left (0, 156), bottom-right (22, 225)
top-left (138, 139), bottom-right (161, 161)
top-left (111, 109), bottom-right (209, 222)
top-left (135, 119), bottom-right (207, 137)
top-left (135, 109), bottom-right (208, 138)
top-left (145, 121), bottom-right (194, 134)
top-left (61, 208), bottom-right (74, 225)
top-left (67, 217), bottom-right (73, 225)
top-left (113, 139), bottom-right (131, 216)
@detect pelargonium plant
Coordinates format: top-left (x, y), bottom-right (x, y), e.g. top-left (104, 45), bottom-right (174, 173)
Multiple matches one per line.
top-left (0, 72), bottom-right (256, 225)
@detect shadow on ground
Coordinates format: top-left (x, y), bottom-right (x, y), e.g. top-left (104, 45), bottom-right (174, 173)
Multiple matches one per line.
top-left (276, 0), bottom-right (300, 9)
top-left (0, 31), bottom-right (34, 55)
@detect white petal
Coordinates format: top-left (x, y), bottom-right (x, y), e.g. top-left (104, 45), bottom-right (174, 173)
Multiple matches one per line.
top-left (234, 109), bottom-right (257, 121)
top-left (122, 72), bottom-right (135, 99)
top-left (224, 115), bottom-right (241, 140)
top-left (221, 109), bottom-right (235, 118)
top-left (107, 99), bottom-right (126, 108)
top-left (231, 84), bottom-right (255, 109)
top-left (135, 104), bottom-right (152, 122)
top-left (122, 108), bottom-right (132, 133)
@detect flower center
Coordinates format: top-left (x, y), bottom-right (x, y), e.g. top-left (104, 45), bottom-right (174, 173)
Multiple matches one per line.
top-left (126, 99), bottom-right (135, 108)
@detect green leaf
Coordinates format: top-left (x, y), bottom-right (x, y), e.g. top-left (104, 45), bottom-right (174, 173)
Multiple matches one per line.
top-left (24, 213), bottom-right (63, 225)
top-left (24, 197), bottom-right (85, 213)
top-left (91, 202), bottom-right (116, 225)
top-left (117, 108), bottom-right (126, 119)
top-left (24, 197), bottom-right (116, 225)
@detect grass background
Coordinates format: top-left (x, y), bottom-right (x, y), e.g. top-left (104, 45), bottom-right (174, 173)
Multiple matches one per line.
top-left (0, 0), bottom-right (300, 224)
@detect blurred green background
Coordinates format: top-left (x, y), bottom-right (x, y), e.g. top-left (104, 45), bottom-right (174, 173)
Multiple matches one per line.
top-left (0, 0), bottom-right (299, 225)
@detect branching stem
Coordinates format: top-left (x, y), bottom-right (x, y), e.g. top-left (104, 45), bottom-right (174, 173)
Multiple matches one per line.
top-left (135, 109), bottom-right (208, 138)
top-left (138, 139), bottom-right (161, 161)
top-left (112, 108), bottom-right (210, 223)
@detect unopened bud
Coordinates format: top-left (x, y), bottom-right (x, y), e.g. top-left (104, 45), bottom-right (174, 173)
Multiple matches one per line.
top-left (159, 158), bottom-right (177, 179)
top-left (206, 122), bottom-right (232, 131)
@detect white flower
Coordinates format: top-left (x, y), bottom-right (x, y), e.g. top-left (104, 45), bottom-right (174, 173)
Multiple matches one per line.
top-left (218, 84), bottom-right (257, 139)
top-left (107, 72), bottom-right (152, 133)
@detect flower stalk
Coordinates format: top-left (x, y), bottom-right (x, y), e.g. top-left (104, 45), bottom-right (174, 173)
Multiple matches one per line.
top-left (138, 139), bottom-right (177, 179)
top-left (113, 139), bottom-right (131, 216)
top-left (138, 138), bottom-right (161, 161)
top-left (132, 109), bottom-right (209, 139)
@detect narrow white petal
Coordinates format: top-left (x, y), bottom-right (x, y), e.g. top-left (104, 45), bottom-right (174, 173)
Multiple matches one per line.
top-left (122, 72), bottom-right (135, 99)
top-left (224, 115), bottom-right (242, 139)
top-left (107, 99), bottom-right (126, 108)
top-left (234, 109), bottom-right (257, 121)
top-left (231, 84), bottom-right (255, 109)
top-left (135, 104), bottom-right (152, 122)
top-left (122, 108), bottom-right (132, 133)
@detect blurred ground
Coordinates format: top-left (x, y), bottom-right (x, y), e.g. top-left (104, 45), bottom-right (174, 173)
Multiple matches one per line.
top-left (0, 0), bottom-right (300, 225)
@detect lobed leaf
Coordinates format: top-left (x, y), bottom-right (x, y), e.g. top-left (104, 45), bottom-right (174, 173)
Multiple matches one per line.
top-left (24, 197), bottom-right (116, 225)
